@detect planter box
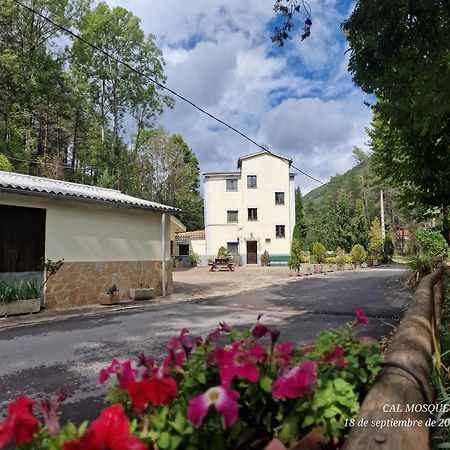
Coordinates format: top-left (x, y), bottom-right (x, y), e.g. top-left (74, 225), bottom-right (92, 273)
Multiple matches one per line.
top-left (345, 263), bottom-right (354, 270)
top-left (0, 299), bottom-right (41, 317)
top-left (99, 292), bottom-right (120, 305)
top-left (328, 264), bottom-right (337, 272)
top-left (313, 264), bottom-right (323, 274)
top-left (299, 263), bottom-right (313, 276)
top-left (373, 260), bottom-right (379, 266)
top-left (129, 288), bottom-right (155, 301)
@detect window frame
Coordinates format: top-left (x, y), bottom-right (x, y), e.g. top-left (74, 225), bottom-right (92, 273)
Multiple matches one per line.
top-left (247, 207), bottom-right (258, 221)
top-left (275, 225), bottom-right (286, 238)
top-left (227, 242), bottom-right (239, 254)
top-left (227, 210), bottom-right (239, 223)
top-left (226, 178), bottom-right (238, 192)
top-left (275, 192), bottom-right (285, 205)
top-left (247, 175), bottom-right (257, 189)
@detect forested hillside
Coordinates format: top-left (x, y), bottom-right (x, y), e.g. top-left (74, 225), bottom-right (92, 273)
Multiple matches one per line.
top-left (301, 148), bottom-right (412, 253)
top-left (0, 0), bottom-right (203, 230)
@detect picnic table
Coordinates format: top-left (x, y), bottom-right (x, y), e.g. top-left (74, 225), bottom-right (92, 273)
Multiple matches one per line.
top-left (209, 257), bottom-right (234, 272)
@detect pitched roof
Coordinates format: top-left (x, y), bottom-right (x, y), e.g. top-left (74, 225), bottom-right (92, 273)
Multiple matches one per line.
top-left (0, 171), bottom-right (178, 212)
top-left (237, 151), bottom-right (292, 168)
top-left (175, 230), bottom-right (205, 240)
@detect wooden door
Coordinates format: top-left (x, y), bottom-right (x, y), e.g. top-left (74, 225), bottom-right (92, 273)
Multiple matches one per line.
top-left (0, 204), bottom-right (46, 272)
top-left (246, 241), bottom-right (257, 264)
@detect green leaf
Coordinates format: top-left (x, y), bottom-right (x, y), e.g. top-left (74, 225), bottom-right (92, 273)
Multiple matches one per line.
top-left (157, 431), bottom-right (171, 449)
top-left (259, 375), bottom-right (273, 393)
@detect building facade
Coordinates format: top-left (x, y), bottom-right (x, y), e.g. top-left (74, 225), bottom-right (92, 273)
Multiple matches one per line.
top-left (204, 152), bottom-right (296, 265)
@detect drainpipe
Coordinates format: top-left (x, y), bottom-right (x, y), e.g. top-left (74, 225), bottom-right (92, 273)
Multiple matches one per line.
top-left (161, 213), bottom-right (166, 297)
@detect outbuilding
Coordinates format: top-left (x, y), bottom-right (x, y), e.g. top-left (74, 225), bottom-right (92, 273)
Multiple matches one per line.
top-left (0, 171), bottom-right (177, 310)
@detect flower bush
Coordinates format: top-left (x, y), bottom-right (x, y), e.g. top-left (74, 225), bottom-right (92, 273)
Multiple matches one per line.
top-left (0, 310), bottom-right (380, 450)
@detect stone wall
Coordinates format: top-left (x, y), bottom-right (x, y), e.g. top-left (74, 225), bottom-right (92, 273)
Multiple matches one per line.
top-left (44, 260), bottom-right (173, 310)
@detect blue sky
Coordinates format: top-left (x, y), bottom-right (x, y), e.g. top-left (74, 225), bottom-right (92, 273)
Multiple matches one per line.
top-left (103, 0), bottom-right (372, 193)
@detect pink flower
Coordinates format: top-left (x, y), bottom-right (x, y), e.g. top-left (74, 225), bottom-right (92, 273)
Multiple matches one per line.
top-left (353, 307), bottom-right (370, 327)
top-left (252, 323), bottom-right (271, 339)
top-left (324, 345), bottom-right (348, 368)
top-left (213, 343), bottom-right (264, 385)
top-left (272, 360), bottom-right (317, 400)
top-left (99, 359), bottom-right (137, 389)
top-left (273, 343), bottom-right (294, 368)
top-left (188, 386), bottom-right (240, 428)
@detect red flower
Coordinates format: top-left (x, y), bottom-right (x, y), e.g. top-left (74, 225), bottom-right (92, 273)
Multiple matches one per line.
top-left (324, 345), bottom-right (348, 368)
top-left (353, 307), bottom-right (370, 327)
top-left (0, 395), bottom-right (40, 448)
top-left (127, 376), bottom-right (178, 412)
top-left (272, 360), bottom-right (317, 400)
top-left (63, 404), bottom-right (146, 450)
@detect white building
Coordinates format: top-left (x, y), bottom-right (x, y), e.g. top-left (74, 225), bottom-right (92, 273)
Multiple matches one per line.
top-left (203, 151), bottom-right (296, 265)
top-left (0, 171), bottom-right (177, 309)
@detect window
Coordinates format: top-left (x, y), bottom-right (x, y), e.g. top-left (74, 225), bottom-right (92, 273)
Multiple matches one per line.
top-left (227, 210), bottom-right (238, 222)
top-left (226, 179), bottom-right (238, 191)
top-left (247, 175), bottom-right (257, 188)
top-left (275, 225), bottom-right (286, 238)
top-left (275, 192), bottom-right (285, 205)
top-left (178, 244), bottom-right (189, 256)
top-left (265, 238), bottom-right (271, 244)
top-left (248, 208), bottom-right (258, 221)
top-left (227, 242), bottom-right (239, 254)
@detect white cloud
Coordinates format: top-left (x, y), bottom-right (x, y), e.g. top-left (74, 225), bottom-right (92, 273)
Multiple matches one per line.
top-left (102, 0), bottom-right (371, 193)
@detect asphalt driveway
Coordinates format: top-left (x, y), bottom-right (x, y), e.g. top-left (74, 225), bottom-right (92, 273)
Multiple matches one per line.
top-left (0, 266), bottom-right (411, 425)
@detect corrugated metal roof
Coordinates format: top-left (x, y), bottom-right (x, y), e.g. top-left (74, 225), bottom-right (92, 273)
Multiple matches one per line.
top-left (0, 170), bottom-right (178, 212)
top-left (175, 230), bottom-right (205, 240)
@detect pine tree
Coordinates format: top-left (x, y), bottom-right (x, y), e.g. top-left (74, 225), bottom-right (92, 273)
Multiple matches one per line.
top-left (292, 187), bottom-right (307, 247)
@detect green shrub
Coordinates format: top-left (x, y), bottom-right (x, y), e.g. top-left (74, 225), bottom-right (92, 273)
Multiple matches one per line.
top-left (190, 252), bottom-right (200, 264)
top-left (0, 281), bottom-right (40, 302)
top-left (381, 234), bottom-right (395, 263)
top-left (217, 246), bottom-right (229, 258)
top-left (288, 239), bottom-right (302, 271)
top-left (336, 247), bottom-right (347, 266)
top-left (312, 242), bottom-right (327, 264)
top-left (415, 228), bottom-right (449, 259)
top-left (406, 254), bottom-right (434, 286)
top-left (350, 244), bottom-right (367, 264)
top-left (325, 257), bottom-right (337, 264)
top-left (261, 250), bottom-right (270, 266)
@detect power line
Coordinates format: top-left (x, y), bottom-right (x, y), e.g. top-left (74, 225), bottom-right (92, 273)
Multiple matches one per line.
top-left (10, 0), bottom-right (326, 186)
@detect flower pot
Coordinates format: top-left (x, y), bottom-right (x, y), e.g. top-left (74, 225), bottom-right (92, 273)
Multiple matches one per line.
top-left (129, 288), bottom-right (155, 301)
top-left (0, 299), bottom-right (41, 317)
top-left (329, 264), bottom-right (337, 272)
top-left (373, 259), bottom-right (379, 266)
top-left (299, 263), bottom-right (313, 276)
top-left (337, 263), bottom-right (345, 271)
top-left (345, 263), bottom-right (354, 270)
top-left (313, 264), bottom-right (323, 274)
top-left (264, 429), bottom-right (326, 450)
top-left (99, 292), bottom-right (119, 305)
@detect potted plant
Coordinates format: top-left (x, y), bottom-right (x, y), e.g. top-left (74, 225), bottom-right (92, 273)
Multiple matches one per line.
top-left (190, 252), bottom-right (200, 267)
top-left (261, 250), bottom-right (270, 266)
top-left (100, 284), bottom-right (119, 305)
top-left (0, 280), bottom-right (41, 317)
top-left (312, 242), bottom-right (327, 273)
top-left (129, 282), bottom-right (155, 301)
top-left (350, 244), bottom-right (367, 268)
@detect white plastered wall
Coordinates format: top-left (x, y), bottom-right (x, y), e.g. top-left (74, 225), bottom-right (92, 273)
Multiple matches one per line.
top-left (0, 192), bottom-right (171, 262)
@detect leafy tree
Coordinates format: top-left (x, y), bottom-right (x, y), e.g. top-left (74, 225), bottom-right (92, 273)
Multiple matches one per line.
top-left (342, 0), bottom-right (450, 230)
top-left (0, 154), bottom-right (13, 171)
top-left (415, 229), bottom-right (449, 259)
top-left (132, 127), bottom-right (203, 230)
top-left (288, 238), bottom-right (303, 274)
top-left (368, 218), bottom-right (383, 256)
top-left (292, 187), bottom-right (307, 247)
top-left (351, 200), bottom-right (369, 250)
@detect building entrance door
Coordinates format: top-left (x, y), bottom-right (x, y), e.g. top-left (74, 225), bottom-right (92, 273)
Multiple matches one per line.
top-left (246, 241), bottom-right (257, 264)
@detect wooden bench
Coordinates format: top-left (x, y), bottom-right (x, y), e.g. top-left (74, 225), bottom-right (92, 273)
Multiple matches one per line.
top-left (268, 255), bottom-right (289, 265)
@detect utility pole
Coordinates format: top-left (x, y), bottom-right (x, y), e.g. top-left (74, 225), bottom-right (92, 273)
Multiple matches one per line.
top-left (380, 190), bottom-right (386, 243)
